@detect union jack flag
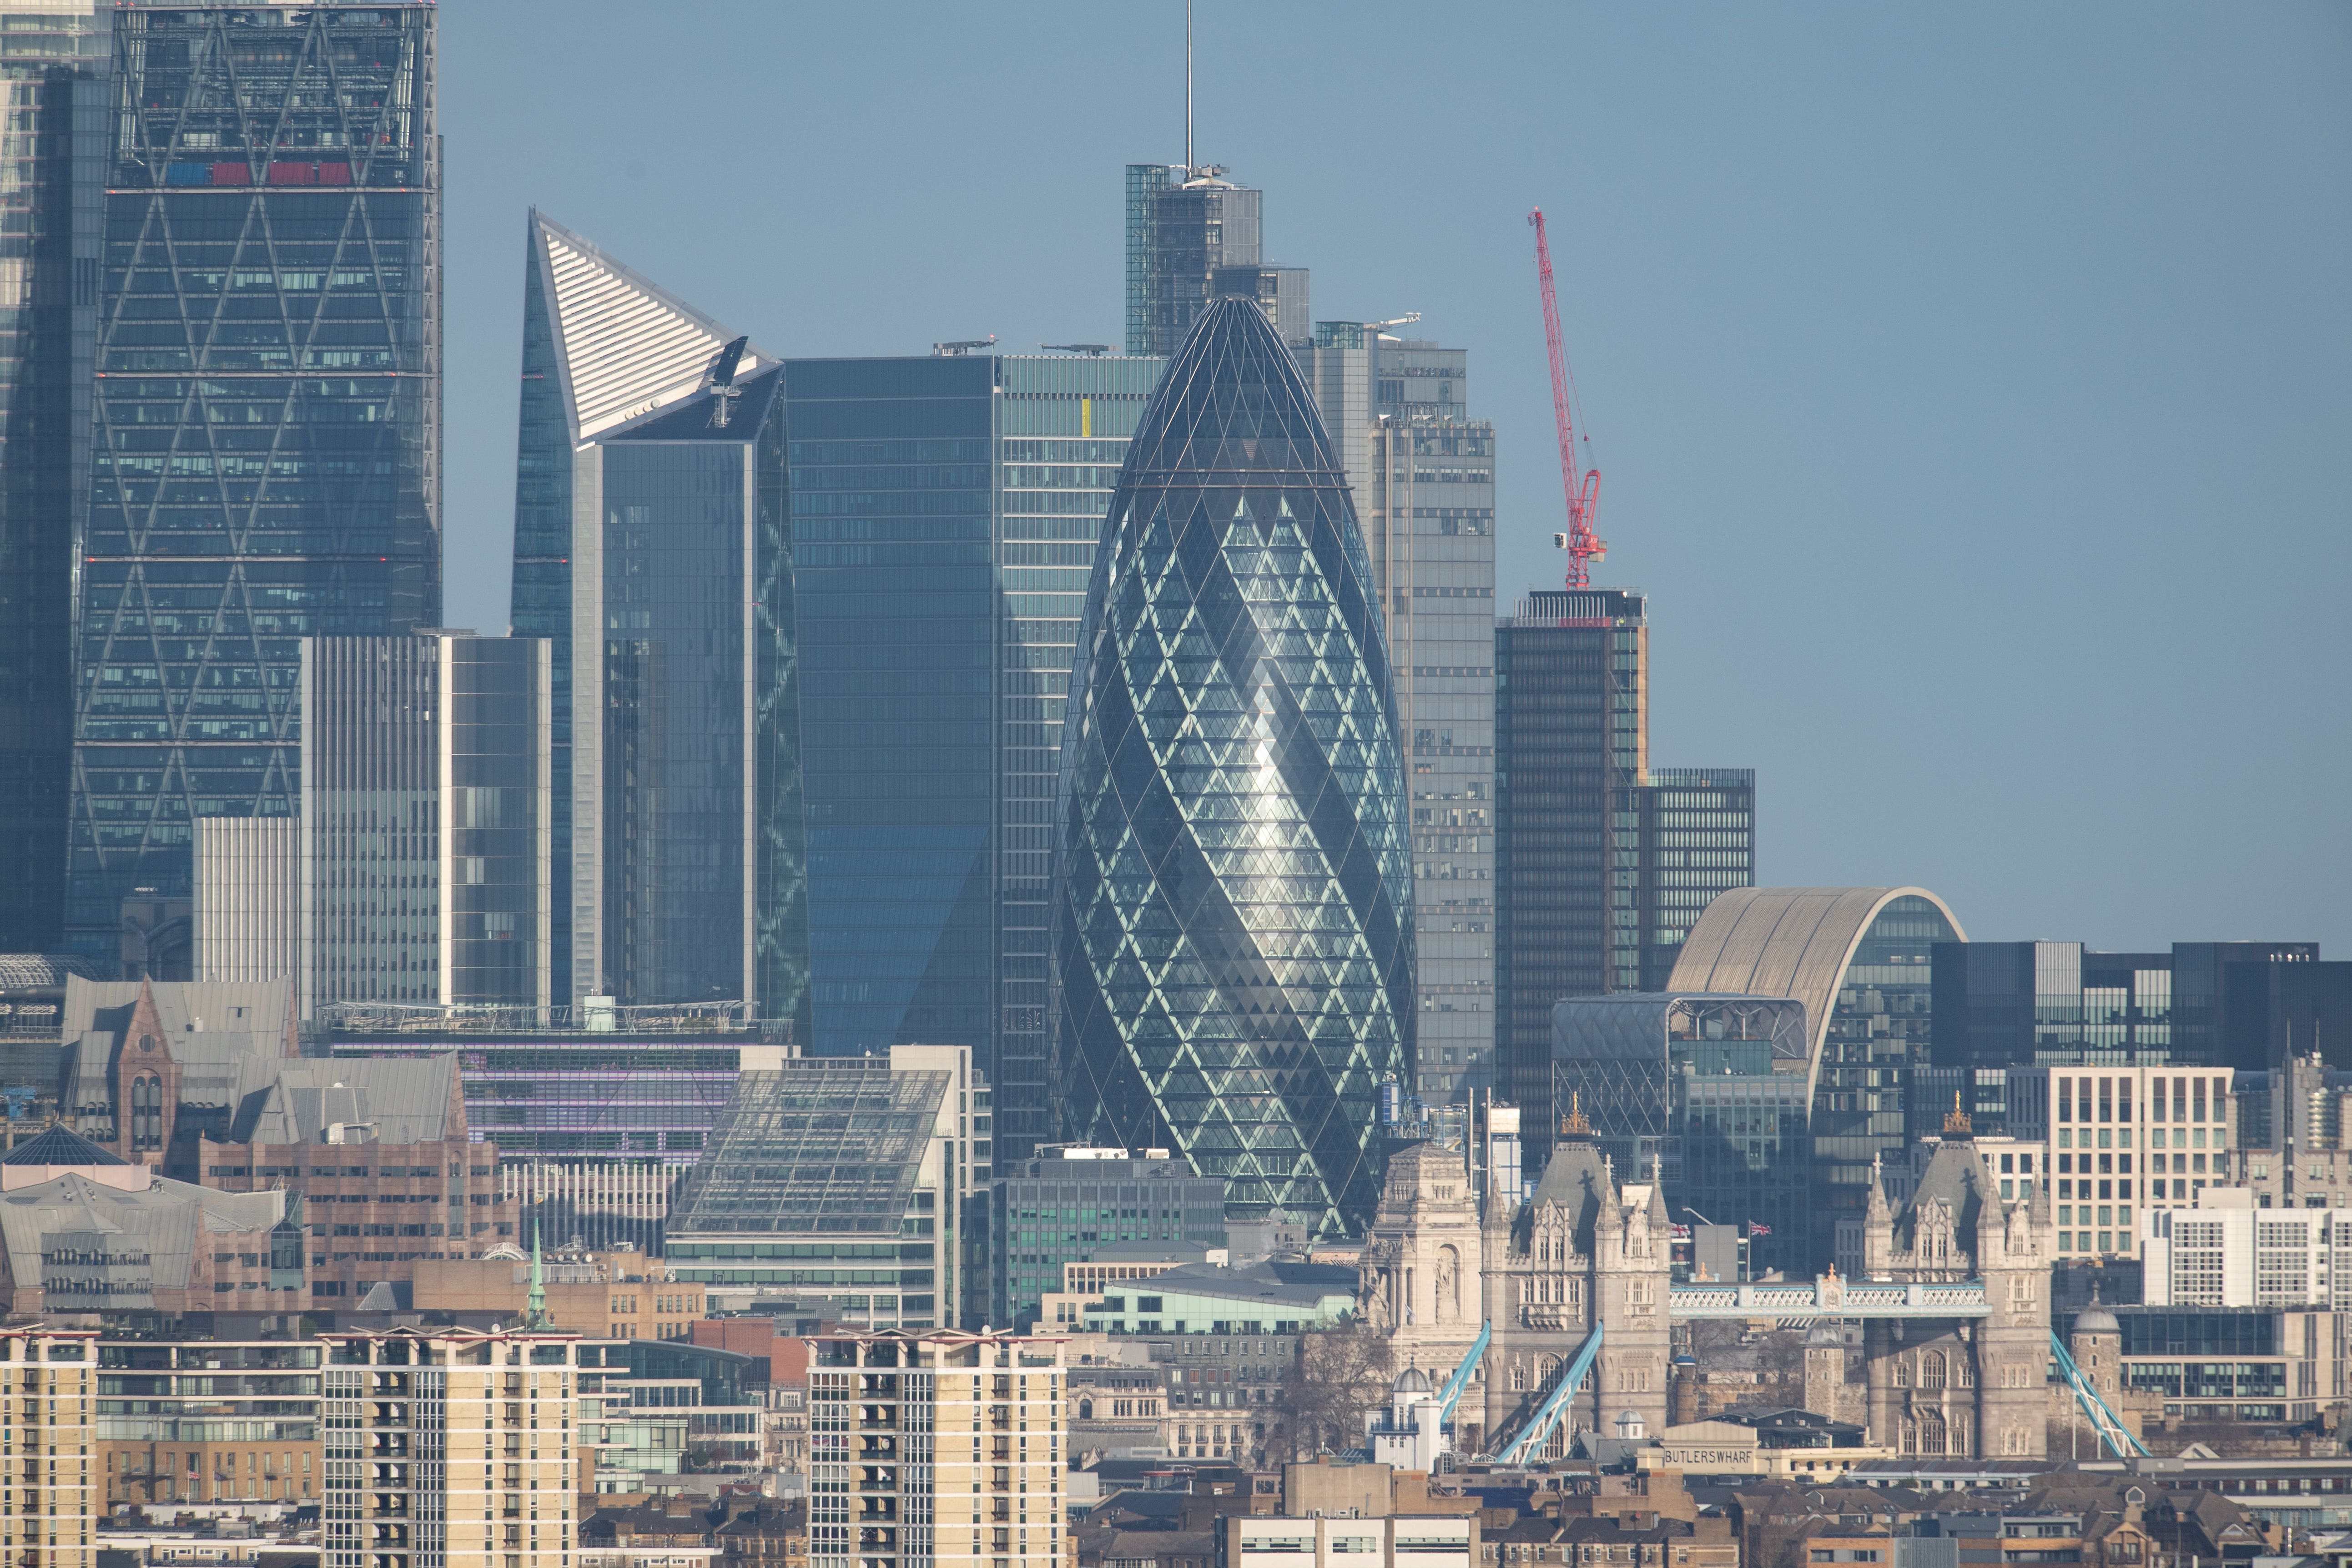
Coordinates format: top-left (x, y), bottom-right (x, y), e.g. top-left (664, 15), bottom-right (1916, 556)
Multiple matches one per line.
top-left (1747, 1222), bottom-right (1772, 1236)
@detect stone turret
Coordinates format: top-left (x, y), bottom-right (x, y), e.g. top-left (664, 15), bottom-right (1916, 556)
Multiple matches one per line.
top-left (1859, 1133), bottom-right (2050, 1459)
top-left (2070, 1292), bottom-right (2121, 1407)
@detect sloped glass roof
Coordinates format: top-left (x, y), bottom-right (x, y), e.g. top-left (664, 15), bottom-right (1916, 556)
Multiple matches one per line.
top-left (666, 1062), bottom-right (950, 1236)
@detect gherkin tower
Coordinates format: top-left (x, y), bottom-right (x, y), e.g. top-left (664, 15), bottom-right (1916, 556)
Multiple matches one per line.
top-left (1051, 293), bottom-right (1415, 1235)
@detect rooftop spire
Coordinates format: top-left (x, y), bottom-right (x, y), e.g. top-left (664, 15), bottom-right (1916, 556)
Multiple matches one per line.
top-left (524, 1218), bottom-right (551, 1331)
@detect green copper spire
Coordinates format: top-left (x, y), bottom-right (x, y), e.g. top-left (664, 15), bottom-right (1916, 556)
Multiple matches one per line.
top-left (524, 1218), bottom-right (551, 1331)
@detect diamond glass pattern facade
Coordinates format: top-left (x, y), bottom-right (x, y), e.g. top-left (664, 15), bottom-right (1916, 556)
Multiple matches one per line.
top-left (1051, 296), bottom-right (1415, 1233)
top-left (69, 1), bottom-right (440, 960)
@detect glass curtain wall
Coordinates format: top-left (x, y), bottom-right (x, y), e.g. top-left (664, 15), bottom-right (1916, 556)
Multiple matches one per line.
top-left (1051, 296), bottom-right (1415, 1234)
top-left (784, 359), bottom-right (996, 1059)
top-left (993, 354), bottom-right (1158, 1161)
top-left (0, 0), bottom-right (104, 953)
top-left (71, 2), bottom-right (440, 960)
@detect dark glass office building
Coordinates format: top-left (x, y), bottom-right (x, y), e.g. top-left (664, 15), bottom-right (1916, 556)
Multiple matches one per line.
top-left (1051, 294), bottom-right (1415, 1233)
top-left (782, 358), bottom-right (997, 1061)
top-left (1125, 164), bottom-right (1269, 357)
top-left (508, 213), bottom-right (805, 1020)
top-left (1930, 938), bottom-right (2343, 1073)
top-left (1550, 992), bottom-right (1812, 1275)
top-left (69, 1), bottom-right (441, 962)
top-left (778, 351), bottom-right (1160, 1168)
top-left (0, 1), bottom-right (104, 954)
top-left (1492, 588), bottom-right (1647, 1115)
top-left (1622, 768), bottom-right (1755, 992)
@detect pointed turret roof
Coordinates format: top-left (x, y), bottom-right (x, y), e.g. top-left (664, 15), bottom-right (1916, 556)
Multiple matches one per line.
top-left (528, 209), bottom-right (772, 442)
top-left (0, 1124), bottom-right (126, 1167)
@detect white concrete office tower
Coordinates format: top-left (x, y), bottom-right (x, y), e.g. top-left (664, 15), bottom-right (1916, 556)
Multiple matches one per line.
top-left (809, 1331), bottom-right (1065, 1568)
top-left (193, 815), bottom-right (297, 983)
top-left (298, 631), bottom-right (554, 1015)
top-left (1299, 323), bottom-right (1498, 1105)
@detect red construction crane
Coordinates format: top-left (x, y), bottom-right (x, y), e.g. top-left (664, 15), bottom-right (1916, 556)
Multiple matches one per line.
top-left (1528, 207), bottom-right (1605, 588)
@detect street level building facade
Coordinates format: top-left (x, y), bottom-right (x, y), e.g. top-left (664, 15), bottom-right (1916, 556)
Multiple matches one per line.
top-left (1051, 292), bottom-right (1415, 1233)
top-left (0, 0), bottom-right (104, 955)
top-left (508, 212), bottom-right (806, 1019)
top-left (70, 1), bottom-right (442, 962)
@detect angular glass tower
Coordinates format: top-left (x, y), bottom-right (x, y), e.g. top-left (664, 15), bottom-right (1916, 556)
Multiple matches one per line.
top-left (1051, 294), bottom-right (1415, 1234)
top-left (508, 212), bottom-right (806, 1023)
top-left (69, 1), bottom-right (441, 961)
top-left (0, 0), bottom-right (105, 953)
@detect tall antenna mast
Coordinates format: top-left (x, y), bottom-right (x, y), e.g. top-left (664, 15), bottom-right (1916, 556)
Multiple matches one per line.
top-left (1184, 0), bottom-right (1194, 177)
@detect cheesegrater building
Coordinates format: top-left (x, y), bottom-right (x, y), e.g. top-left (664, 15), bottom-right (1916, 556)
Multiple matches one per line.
top-left (68, 1), bottom-right (443, 962)
top-left (1051, 292), bottom-right (1415, 1234)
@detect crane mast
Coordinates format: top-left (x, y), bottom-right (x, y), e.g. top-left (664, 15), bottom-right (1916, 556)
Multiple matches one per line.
top-left (1528, 208), bottom-right (1605, 589)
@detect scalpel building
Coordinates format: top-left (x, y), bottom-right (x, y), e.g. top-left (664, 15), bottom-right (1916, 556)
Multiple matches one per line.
top-left (1051, 292), bottom-right (1415, 1234)
top-left (507, 211), bottom-right (807, 1020)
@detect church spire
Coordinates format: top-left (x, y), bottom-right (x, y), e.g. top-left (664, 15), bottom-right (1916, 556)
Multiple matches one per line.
top-left (524, 1219), bottom-right (551, 1331)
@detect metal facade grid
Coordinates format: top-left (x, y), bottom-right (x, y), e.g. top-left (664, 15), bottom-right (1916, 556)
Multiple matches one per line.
top-left (666, 1062), bottom-right (950, 1236)
top-left (1051, 296), bottom-right (1415, 1235)
top-left (70, 3), bottom-right (441, 957)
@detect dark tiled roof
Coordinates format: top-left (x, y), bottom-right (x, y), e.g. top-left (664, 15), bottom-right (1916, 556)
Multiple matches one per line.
top-left (0, 1124), bottom-right (125, 1166)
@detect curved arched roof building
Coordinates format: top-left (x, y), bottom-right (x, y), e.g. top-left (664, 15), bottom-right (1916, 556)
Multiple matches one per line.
top-left (1667, 886), bottom-right (1965, 1270)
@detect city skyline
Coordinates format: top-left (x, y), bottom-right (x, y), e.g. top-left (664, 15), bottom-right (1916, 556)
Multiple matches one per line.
top-left (435, 3), bottom-right (2348, 958)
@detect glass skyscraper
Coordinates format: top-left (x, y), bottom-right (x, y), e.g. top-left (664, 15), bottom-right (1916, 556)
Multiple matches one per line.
top-left (1051, 293), bottom-right (1415, 1234)
top-left (1125, 163), bottom-right (1269, 357)
top-left (507, 212), bottom-right (805, 1022)
top-left (68, 1), bottom-right (441, 962)
top-left (778, 350), bottom-right (1159, 1167)
top-left (1493, 588), bottom-right (1648, 1116)
top-left (0, 0), bottom-right (104, 954)
top-left (1299, 323), bottom-right (1499, 1106)
top-left (1494, 590), bottom-right (1758, 1129)
top-left (295, 631), bottom-right (552, 1012)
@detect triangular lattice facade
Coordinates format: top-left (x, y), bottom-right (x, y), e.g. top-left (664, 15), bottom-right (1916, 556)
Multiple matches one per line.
top-left (1051, 296), bottom-right (1415, 1235)
top-left (67, 5), bottom-right (440, 953)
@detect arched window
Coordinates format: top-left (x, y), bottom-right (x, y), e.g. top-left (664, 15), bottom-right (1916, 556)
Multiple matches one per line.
top-left (1922, 1351), bottom-right (1947, 1390)
top-left (1079, 1399), bottom-right (1093, 1420)
top-left (1893, 1355), bottom-right (1909, 1387)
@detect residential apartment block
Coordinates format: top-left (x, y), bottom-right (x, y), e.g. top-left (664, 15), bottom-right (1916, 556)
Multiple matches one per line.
top-left (809, 1331), bottom-right (1066, 1568)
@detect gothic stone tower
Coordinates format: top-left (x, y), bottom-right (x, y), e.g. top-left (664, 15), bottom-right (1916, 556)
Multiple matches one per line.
top-left (1860, 1135), bottom-right (2051, 1459)
top-left (1471, 1126), bottom-right (1672, 1453)
top-left (1361, 1142), bottom-right (1485, 1367)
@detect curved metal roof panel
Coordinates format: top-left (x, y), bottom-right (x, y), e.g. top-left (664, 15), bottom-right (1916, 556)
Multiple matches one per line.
top-left (1665, 887), bottom-right (1966, 1100)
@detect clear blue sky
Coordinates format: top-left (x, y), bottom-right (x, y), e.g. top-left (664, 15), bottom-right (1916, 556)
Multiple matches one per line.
top-left (439, 2), bottom-right (2352, 956)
